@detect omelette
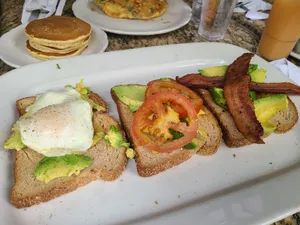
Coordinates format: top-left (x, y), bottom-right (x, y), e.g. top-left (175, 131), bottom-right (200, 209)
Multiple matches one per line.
top-left (93, 0), bottom-right (168, 20)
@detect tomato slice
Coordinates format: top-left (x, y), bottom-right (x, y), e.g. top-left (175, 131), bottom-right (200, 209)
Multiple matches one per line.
top-left (145, 79), bottom-right (203, 118)
top-left (132, 92), bottom-right (198, 152)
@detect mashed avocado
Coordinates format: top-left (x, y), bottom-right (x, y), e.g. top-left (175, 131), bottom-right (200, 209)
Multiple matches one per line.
top-left (4, 124), bottom-right (25, 150)
top-left (112, 85), bottom-right (147, 112)
top-left (34, 154), bottom-right (92, 183)
top-left (65, 80), bottom-right (105, 112)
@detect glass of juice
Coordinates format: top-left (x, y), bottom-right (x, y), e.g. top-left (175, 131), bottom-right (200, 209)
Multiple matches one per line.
top-left (257, 0), bottom-right (300, 61)
top-left (198, 0), bottom-right (238, 41)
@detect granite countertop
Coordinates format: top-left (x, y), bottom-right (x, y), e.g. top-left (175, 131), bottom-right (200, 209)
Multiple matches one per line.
top-left (0, 0), bottom-right (299, 224)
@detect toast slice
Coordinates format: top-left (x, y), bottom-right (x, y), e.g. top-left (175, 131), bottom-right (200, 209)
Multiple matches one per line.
top-left (111, 85), bottom-right (222, 177)
top-left (10, 93), bottom-right (126, 208)
top-left (197, 89), bottom-right (298, 148)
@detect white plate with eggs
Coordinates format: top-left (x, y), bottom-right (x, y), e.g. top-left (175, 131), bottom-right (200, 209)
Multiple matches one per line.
top-left (0, 24), bottom-right (108, 68)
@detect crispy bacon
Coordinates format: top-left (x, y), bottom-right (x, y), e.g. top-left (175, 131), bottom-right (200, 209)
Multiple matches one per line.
top-left (224, 53), bottom-right (264, 143)
top-left (176, 75), bottom-right (300, 95)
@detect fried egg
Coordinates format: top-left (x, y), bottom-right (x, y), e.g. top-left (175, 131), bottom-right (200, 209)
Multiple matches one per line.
top-left (17, 88), bottom-right (94, 156)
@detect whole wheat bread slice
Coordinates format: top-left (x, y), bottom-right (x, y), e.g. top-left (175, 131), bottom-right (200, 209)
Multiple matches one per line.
top-left (197, 89), bottom-right (298, 148)
top-left (111, 85), bottom-right (222, 177)
top-left (10, 93), bottom-right (126, 208)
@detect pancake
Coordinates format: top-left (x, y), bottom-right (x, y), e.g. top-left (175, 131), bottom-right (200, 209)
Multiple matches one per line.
top-left (28, 36), bottom-right (90, 54)
top-left (26, 40), bottom-right (87, 61)
top-left (93, 0), bottom-right (168, 20)
top-left (25, 16), bottom-right (91, 48)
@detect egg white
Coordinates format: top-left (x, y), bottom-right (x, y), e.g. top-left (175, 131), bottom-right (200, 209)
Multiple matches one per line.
top-left (17, 88), bottom-right (94, 156)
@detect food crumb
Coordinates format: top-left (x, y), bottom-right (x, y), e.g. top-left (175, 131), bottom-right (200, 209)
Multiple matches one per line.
top-left (233, 154), bottom-right (236, 158)
top-left (178, 195), bottom-right (181, 198)
top-left (163, 21), bottom-right (170, 24)
top-left (90, 7), bottom-right (96, 11)
top-left (155, 201), bottom-right (158, 204)
top-left (269, 162), bottom-right (273, 165)
top-left (49, 214), bottom-right (53, 219)
top-left (120, 179), bottom-right (123, 182)
top-left (56, 64), bottom-right (61, 69)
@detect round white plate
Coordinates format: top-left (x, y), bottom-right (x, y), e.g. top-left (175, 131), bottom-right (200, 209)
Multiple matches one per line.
top-left (290, 51), bottom-right (300, 60)
top-left (0, 24), bottom-right (108, 68)
top-left (72, 0), bottom-right (192, 35)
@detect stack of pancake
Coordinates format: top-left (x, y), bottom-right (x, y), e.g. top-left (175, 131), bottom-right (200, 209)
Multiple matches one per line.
top-left (25, 16), bottom-right (91, 60)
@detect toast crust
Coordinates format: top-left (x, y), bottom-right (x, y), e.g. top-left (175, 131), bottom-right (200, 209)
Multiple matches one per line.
top-left (10, 92), bottom-right (126, 208)
top-left (111, 85), bottom-right (222, 177)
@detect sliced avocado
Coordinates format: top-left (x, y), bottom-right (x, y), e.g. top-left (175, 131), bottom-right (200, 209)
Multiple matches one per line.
top-left (248, 64), bottom-right (258, 74)
top-left (184, 138), bottom-right (198, 149)
top-left (34, 154), bottom-right (92, 183)
top-left (199, 64), bottom-right (263, 81)
top-left (4, 125), bottom-right (25, 150)
top-left (211, 88), bottom-right (257, 108)
top-left (249, 68), bottom-right (267, 83)
top-left (249, 91), bottom-right (257, 101)
top-left (104, 125), bottom-right (130, 148)
top-left (211, 88), bottom-right (227, 108)
top-left (199, 65), bottom-right (228, 77)
top-left (254, 94), bottom-right (288, 134)
top-left (112, 85), bottom-right (147, 112)
top-left (169, 129), bottom-right (197, 149)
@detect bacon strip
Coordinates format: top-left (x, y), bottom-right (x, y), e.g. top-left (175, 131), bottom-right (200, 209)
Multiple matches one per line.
top-left (176, 74), bottom-right (300, 95)
top-left (223, 53), bottom-right (264, 143)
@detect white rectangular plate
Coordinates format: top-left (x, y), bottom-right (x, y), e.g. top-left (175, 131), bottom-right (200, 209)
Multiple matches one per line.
top-left (1, 43), bottom-right (300, 225)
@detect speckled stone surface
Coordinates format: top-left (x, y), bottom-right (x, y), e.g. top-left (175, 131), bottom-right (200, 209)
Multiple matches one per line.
top-left (0, 0), bottom-right (299, 224)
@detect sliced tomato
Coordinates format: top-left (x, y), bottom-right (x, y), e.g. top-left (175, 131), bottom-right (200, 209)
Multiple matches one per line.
top-left (132, 92), bottom-right (198, 152)
top-left (145, 79), bottom-right (203, 118)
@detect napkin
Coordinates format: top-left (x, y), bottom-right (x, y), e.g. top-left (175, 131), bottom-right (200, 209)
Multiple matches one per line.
top-left (234, 0), bottom-right (272, 20)
top-left (270, 59), bottom-right (300, 85)
top-left (21, 0), bottom-right (66, 24)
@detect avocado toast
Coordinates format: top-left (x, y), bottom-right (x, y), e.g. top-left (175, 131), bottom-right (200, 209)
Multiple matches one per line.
top-left (111, 79), bottom-right (222, 177)
top-left (4, 81), bottom-right (128, 208)
top-left (177, 53), bottom-right (299, 147)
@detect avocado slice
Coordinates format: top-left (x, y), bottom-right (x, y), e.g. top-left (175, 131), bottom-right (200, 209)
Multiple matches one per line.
top-left (211, 88), bottom-right (257, 109)
top-left (34, 154), bottom-right (92, 183)
top-left (104, 125), bottom-right (130, 148)
top-left (112, 85), bottom-right (147, 112)
top-left (199, 65), bottom-right (228, 77)
top-left (249, 91), bottom-right (257, 100)
top-left (4, 124), bottom-right (25, 151)
top-left (199, 64), bottom-right (266, 83)
top-left (211, 88), bottom-right (227, 108)
top-left (249, 68), bottom-right (267, 83)
top-left (169, 129), bottom-right (198, 149)
top-left (254, 94), bottom-right (288, 134)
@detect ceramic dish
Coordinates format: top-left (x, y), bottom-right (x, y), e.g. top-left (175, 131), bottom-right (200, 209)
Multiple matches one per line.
top-left (72, 0), bottom-right (191, 35)
top-left (1, 43), bottom-right (300, 225)
top-left (0, 24), bottom-right (108, 68)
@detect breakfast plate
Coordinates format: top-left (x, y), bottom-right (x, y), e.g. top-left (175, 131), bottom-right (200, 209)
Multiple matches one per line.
top-left (72, 0), bottom-right (192, 35)
top-left (0, 24), bottom-right (108, 68)
top-left (1, 43), bottom-right (300, 225)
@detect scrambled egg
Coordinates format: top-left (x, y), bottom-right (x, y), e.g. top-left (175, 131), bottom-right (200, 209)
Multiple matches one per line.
top-left (93, 0), bottom-right (168, 20)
